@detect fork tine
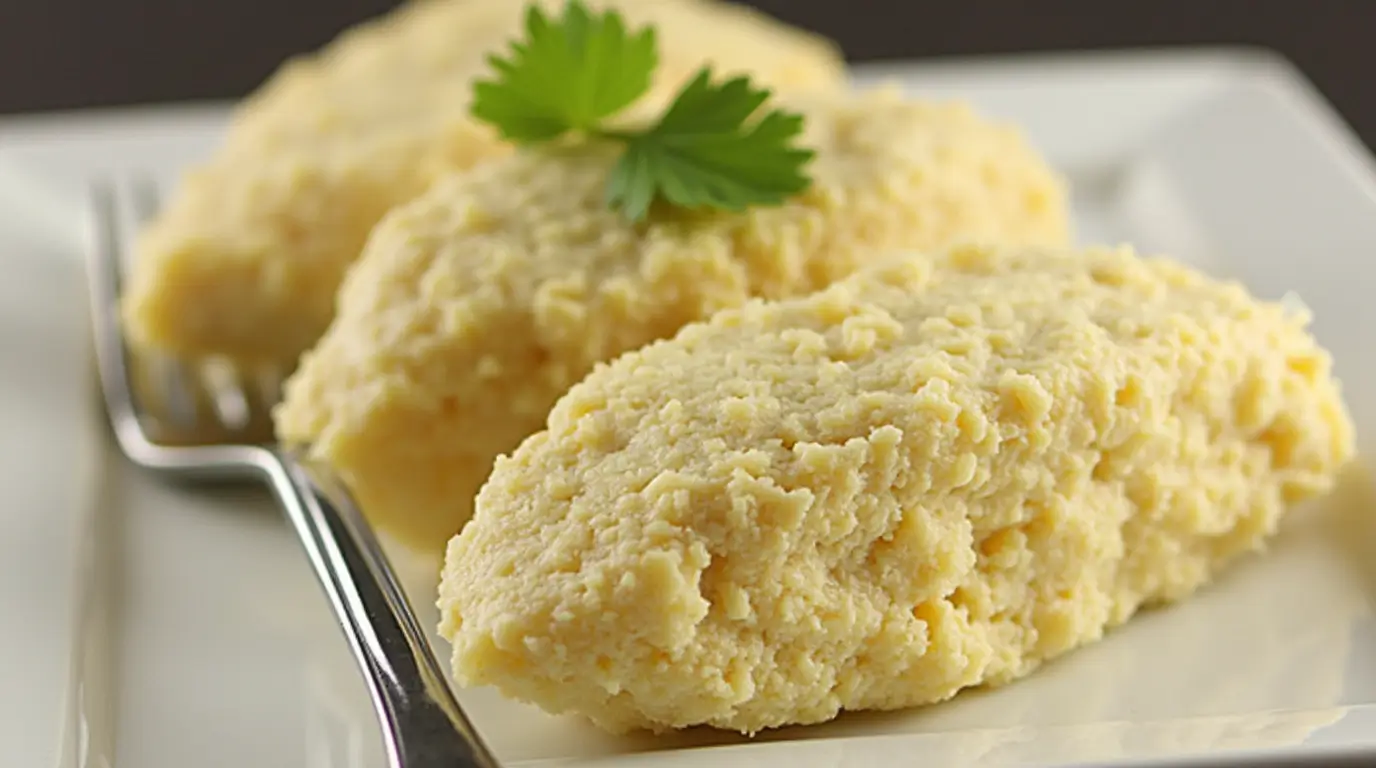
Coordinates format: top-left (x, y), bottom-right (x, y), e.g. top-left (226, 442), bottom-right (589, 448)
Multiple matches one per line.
top-left (153, 357), bottom-right (201, 429)
top-left (124, 177), bottom-right (159, 270)
top-left (256, 364), bottom-right (285, 410)
top-left (200, 357), bottom-right (252, 430)
top-left (114, 178), bottom-right (203, 430)
top-left (88, 181), bottom-right (139, 426)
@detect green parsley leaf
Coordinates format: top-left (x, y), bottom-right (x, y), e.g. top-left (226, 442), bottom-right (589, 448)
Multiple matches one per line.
top-left (605, 68), bottom-right (814, 221)
top-left (471, 0), bottom-right (657, 142)
top-left (470, 1), bottom-right (815, 221)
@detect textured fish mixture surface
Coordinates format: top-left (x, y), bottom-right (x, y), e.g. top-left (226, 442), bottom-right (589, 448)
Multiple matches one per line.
top-left (438, 244), bottom-right (1353, 734)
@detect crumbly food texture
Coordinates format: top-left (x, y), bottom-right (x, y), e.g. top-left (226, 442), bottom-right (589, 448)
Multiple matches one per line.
top-left (437, 243), bottom-right (1354, 735)
top-left (120, 0), bottom-right (848, 366)
top-left (273, 88), bottom-right (1071, 550)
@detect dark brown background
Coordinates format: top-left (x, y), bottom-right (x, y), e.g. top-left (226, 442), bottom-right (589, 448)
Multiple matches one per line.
top-left (3, 0), bottom-right (1375, 151)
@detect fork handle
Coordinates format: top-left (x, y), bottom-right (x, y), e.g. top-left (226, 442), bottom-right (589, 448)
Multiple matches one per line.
top-left (258, 449), bottom-right (501, 768)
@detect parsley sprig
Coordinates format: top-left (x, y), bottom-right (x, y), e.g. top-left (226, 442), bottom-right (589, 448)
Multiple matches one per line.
top-left (471, 0), bottom-right (816, 221)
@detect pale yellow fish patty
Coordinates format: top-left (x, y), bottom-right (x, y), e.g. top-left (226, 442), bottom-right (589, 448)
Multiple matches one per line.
top-left (437, 243), bottom-right (1354, 735)
top-left (120, 0), bottom-right (848, 367)
top-left (273, 88), bottom-right (1071, 551)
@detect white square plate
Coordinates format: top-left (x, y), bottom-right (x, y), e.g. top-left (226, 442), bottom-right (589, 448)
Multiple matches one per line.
top-left (3, 47), bottom-right (1376, 768)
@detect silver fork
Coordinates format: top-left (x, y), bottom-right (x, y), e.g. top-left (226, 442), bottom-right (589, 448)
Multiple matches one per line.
top-left (84, 177), bottom-right (501, 768)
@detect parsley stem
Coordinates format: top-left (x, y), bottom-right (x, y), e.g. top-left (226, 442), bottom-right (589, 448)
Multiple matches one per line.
top-left (589, 128), bottom-right (638, 143)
